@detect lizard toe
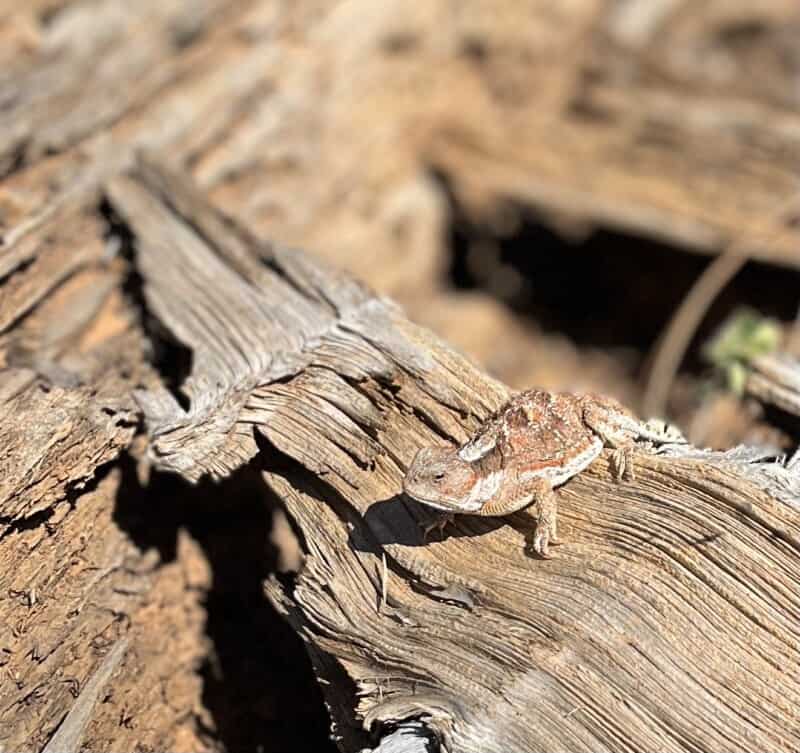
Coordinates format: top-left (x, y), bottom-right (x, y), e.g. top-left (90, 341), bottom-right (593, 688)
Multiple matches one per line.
top-left (533, 535), bottom-right (550, 558)
top-left (611, 447), bottom-right (635, 481)
top-left (531, 527), bottom-right (554, 558)
top-left (421, 512), bottom-right (456, 541)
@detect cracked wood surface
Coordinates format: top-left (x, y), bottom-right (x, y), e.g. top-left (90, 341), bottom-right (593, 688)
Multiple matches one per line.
top-left (103, 161), bottom-right (800, 752)
top-left (2, 2), bottom-right (798, 751)
top-left (0, 180), bottom-right (211, 749)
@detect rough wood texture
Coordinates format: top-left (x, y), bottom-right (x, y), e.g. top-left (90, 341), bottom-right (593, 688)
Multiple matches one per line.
top-left (0, 182), bottom-right (215, 751)
top-left (2, 2), bottom-right (800, 749)
top-left (0, 465), bottom-right (213, 752)
top-left (103, 161), bottom-right (800, 752)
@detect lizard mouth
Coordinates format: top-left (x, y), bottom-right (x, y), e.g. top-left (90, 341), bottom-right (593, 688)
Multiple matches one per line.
top-left (403, 479), bottom-right (486, 513)
top-left (409, 497), bottom-right (458, 512)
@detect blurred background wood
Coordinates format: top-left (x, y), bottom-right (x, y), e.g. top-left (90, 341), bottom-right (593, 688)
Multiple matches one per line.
top-left (2, 0), bottom-right (800, 405)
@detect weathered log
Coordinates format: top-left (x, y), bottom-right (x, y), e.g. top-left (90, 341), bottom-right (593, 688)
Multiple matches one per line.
top-left (746, 352), bottom-right (800, 425)
top-left (103, 160), bottom-right (800, 752)
top-left (0, 181), bottom-right (219, 750)
top-left (3, 3), bottom-right (799, 751)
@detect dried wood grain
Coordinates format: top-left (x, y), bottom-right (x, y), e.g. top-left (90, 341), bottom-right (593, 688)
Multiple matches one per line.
top-left (0, 466), bottom-right (212, 752)
top-left (110, 160), bottom-right (800, 753)
top-left (40, 638), bottom-right (128, 753)
top-left (1, 0), bottom-right (799, 306)
top-left (0, 182), bottom-right (212, 751)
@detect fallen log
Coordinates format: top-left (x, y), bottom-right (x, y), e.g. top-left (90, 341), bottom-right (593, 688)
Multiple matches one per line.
top-left (0, 185), bottom-right (212, 750)
top-left (103, 160), bottom-right (800, 752)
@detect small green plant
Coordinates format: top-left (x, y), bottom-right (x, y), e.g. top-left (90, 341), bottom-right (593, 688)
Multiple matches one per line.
top-left (703, 307), bottom-right (782, 394)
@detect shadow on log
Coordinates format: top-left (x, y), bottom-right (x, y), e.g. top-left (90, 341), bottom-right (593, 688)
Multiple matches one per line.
top-left (99, 159), bottom-right (800, 752)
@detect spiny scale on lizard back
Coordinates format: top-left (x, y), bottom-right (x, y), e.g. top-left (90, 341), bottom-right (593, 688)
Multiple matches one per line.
top-left (459, 389), bottom-right (599, 469)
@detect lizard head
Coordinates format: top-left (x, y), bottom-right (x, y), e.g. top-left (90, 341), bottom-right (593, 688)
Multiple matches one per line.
top-left (402, 445), bottom-right (485, 513)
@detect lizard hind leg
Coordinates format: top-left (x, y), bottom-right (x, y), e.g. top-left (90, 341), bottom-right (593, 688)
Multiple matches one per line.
top-left (581, 398), bottom-right (638, 482)
top-left (610, 445), bottom-right (635, 481)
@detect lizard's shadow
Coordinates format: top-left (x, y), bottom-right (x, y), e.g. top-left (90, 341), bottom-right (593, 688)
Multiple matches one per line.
top-left (262, 451), bottom-right (530, 554)
top-left (360, 494), bottom-right (510, 550)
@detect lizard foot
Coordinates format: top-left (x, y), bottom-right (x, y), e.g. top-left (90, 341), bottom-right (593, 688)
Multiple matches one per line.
top-left (611, 446), bottom-right (635, 481)
top-left (421, 512), bottom-right (456, 541)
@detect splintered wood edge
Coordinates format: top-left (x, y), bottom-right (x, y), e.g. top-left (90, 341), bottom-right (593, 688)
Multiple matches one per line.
top-left (105, 159), bottom-right (800, 753)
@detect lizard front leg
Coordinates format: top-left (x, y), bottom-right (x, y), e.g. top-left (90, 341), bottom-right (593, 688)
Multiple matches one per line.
top-left (420, 512), bottom-right (456, 541)
top-left (529, 477), bottom-right (559, 558)
top-left (480, 476), bottom-right (559, 557)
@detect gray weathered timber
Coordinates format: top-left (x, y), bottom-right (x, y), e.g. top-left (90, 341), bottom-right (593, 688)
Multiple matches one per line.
top-left (107, 160), bottom-right (800, 753)
top-left (0, 178), bottom-right (210, 752)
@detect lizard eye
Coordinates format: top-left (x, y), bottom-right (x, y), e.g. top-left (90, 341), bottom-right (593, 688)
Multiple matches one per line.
top-left (434, 472), bottom-right (445, 481)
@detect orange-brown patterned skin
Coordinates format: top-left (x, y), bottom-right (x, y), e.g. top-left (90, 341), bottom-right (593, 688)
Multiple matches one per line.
top-left (403, 390), bottom-right (685, 556)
